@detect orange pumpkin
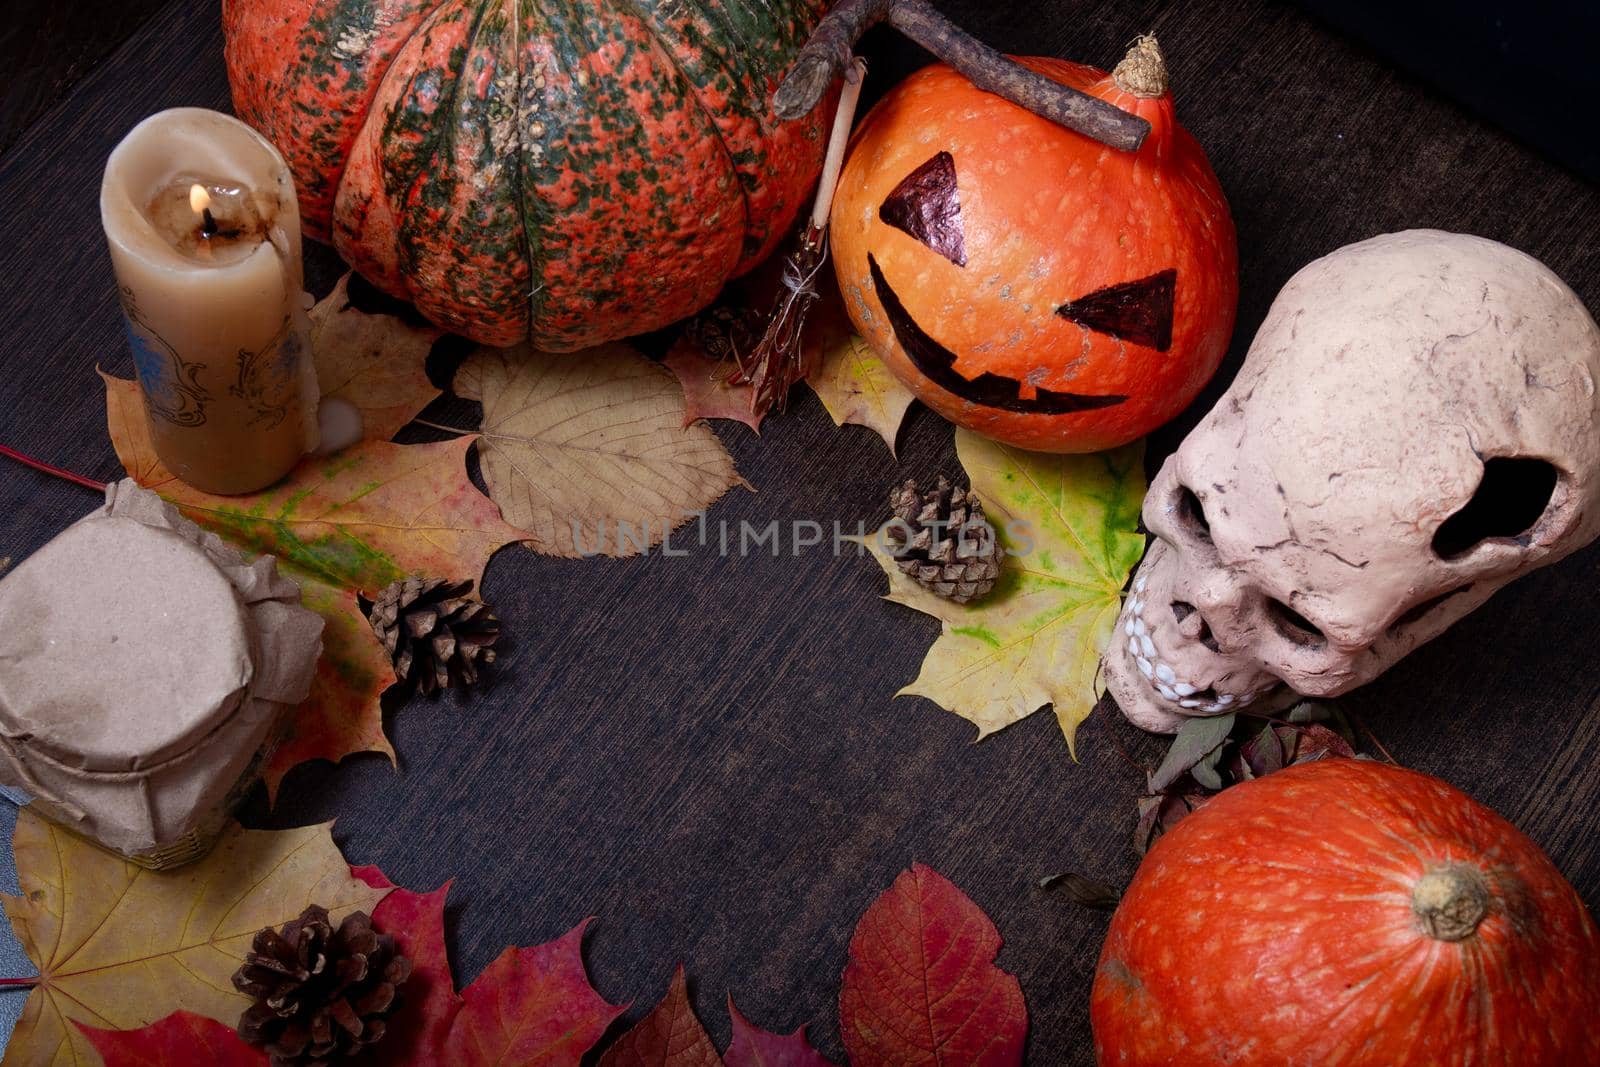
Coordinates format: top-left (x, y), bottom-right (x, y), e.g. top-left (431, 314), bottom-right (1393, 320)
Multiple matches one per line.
top-left (1092, 758), bottom-right (1600, 1066)
top-left (831, 38), bottom-right (1236, 452)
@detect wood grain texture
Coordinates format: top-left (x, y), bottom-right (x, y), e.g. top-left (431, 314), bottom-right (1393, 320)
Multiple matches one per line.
top-left (0, 1), bottom-right (1597, 1063)
top-left (0, 0), bottom-right (169, 155)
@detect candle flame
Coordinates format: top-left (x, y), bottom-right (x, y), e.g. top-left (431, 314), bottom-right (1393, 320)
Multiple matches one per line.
top-left (189, 184), bottom-right (212, 215)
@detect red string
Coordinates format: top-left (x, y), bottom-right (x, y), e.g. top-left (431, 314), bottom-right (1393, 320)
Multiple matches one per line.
top-left (0, 444), bottom-right (106, 493)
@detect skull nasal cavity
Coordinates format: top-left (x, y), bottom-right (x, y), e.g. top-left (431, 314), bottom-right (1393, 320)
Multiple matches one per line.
top-left (1177, 486), bottom-right (1211, 541)
top-left (1431, 458), bottom-right (1559, 559)
top-left (1172, 600), bottom-right (1221, 652)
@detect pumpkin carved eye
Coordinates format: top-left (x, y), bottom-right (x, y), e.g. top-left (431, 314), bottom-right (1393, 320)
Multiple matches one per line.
top-left (879, 151), bottom-right (967, 267)
top-left (1057, 269), bottom-right (1178, 352)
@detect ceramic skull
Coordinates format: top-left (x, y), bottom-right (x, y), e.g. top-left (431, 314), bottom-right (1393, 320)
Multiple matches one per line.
top-left (1103, 230), bottom-right (1600, 732)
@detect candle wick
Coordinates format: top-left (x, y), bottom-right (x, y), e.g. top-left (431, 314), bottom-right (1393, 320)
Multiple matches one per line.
top-left (201, 207), bottom-right (218, 238)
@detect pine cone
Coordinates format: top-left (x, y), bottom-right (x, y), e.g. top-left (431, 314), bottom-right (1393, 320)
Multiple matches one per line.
top-left (887, 477), bottom-right (1003, 604)
top-left (233, 906), bottom-right (411, 1066)
top-left (685, 303), bottom-right (762, 363)
top-left (360, 577), bottom-right (500, 695)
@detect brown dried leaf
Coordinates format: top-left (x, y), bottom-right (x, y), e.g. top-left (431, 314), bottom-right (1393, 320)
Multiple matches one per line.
top-left (456, 344), bottom-right (749, 558)
top-left (1289, 723), bottom-right (1358, 764)
top-left (1037, 872), bottom-right (1122, 911)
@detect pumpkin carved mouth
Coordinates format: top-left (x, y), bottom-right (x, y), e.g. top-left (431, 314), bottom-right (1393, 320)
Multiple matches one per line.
top-left (867, 254), bottom-right (1129, 415)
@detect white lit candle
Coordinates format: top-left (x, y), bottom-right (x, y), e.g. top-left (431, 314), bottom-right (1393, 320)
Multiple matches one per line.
top-left (101, 108), bottom-right (318, 495)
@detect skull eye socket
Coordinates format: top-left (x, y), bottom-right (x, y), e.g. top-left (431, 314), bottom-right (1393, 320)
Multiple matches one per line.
top-left (1431, 457), bottom-right (1559, 560)
top-left (1175, 485), bottom-right (1212, 542)
top-left (1267, 598), bottom-right (1325, 647)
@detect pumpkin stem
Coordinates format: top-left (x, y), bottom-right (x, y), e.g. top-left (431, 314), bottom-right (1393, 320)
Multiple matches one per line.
top-left (773, 0), bottom-right (1150, 151)
top-left (1112, 35), bottom-right (1168, 98)
top-left (1411, 865), bottom-right (1491, 942)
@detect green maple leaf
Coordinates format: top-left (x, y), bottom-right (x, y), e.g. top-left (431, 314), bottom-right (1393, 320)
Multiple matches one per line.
top-left (865, 429), bottom-right (1147, 753)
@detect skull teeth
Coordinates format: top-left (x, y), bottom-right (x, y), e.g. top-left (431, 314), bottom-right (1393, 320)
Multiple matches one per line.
top-left (1120, 593), bottom-right (1263, 715)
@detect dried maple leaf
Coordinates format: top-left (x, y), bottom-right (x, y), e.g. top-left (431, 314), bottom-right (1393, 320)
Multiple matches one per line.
top-left (838, 864), bottom-right (1026, 1066)
top-left (725, 997), bottom-right (835, 1067)
top-left (310, 273), bottom-right (442, 439)
top-left (259, 583), bottom-right (396, 799)
top-left (102, 367), bottom-right (524, 794)
top-left (663, 335), bottom-right (763, 433)
top-left (805, 334), bottom-right (915, 457)
top-left (456, 344), bottom-right (748, 559)
top-left (595, 966), bottom-right (723, 1067)
top-left (2, 812), bottom-right (388, 1067)
top-left (863, 430), bottom-right (1146, 752)
top-left (81, 1010), bottom-right (262, 1066)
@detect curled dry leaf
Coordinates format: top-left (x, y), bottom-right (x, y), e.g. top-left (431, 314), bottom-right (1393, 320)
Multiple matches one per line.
top-left (3, 812), bottom-right (388, 1067)
top-left (595, 966), bottom-right (723, 1067)
top-left (805, 334), bottom-right (916, 457)
top-left (863, 430), bottom-right (1146, 752)
top-left (456, 344), bottom-right (748, 559)
top-left (839, 863), bottom-right (1026, 1066)
top-left (1037, 872), bottom-right (1123, 911)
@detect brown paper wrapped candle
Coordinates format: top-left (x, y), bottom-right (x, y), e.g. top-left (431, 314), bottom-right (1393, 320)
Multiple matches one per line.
top-left (0, 481), bottom-right (323, 868)
top-left (100, 108), bottom-right (318, 494)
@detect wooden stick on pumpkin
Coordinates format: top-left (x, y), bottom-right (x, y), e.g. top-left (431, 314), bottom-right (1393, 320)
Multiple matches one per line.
top-left (773, 0), bottom-right (1150, 151)
top-left (732, 58), bottom-right (868, 414)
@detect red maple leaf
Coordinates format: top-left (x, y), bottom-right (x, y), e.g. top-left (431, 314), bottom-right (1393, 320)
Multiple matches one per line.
top-left (81, 1011), bottom-right (263, 1066)
top-left (838, 863), bottom-right (1027, 1066)
top-left (596, 966), bottom-right (723, 1067)
top-left (78, 865), bottom-right (622, 1067)
top-left (724, 996), bottom-right (835, 1067)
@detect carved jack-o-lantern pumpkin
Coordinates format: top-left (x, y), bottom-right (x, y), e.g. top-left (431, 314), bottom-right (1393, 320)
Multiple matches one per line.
top-left (831, 38), bottom-right (1238, 452)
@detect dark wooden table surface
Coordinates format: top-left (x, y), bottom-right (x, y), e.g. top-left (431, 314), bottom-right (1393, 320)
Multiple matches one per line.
top-left (1, 1), bottom-right (1597, 1062)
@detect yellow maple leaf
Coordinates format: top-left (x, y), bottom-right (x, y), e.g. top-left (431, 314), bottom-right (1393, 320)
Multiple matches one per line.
top-left (865, 430), bottom-right (1146, 753)
top-left (807, 334), bottom-right (917, 457)
top-left (0, 813), bottom-right (388, 1067)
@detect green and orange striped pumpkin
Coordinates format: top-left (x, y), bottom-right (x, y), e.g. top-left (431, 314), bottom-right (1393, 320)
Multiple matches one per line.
top-left (223, 0), bottom-right (829, 349)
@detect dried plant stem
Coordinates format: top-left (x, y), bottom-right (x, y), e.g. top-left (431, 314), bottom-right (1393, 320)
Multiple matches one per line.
top-left (0, 444), bottom-right (105, 493)
top-left (774, 0), bottom-right (1150, 151)
top-left (410, 418), bottom-right (477, 436)
top-left (0, 977), bottom-right (39, 989)
top-left (1349, 709), bottom-right (1399, 765)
